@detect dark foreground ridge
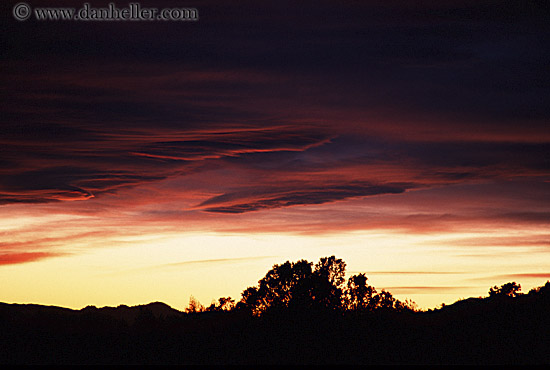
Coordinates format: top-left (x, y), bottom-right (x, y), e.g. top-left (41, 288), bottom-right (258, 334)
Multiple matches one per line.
top-left (1, 256), bottom-right (549, 365)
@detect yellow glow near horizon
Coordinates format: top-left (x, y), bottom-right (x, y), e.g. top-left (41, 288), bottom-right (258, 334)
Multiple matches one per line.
top-left (2, 229), bottom-right (549, 311)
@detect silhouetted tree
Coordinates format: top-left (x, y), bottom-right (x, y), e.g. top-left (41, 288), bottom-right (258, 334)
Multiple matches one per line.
top-left (315, 256), bottom-right (347, 287)
top-left (394, 298), bottom-right (419, 312)
top-left (345, 273), bottom-right (376, 311)
top-left (304, 256), bottom-right (347, 311)
top-left (206, 297), bottom-right (235, 312)
top-left (256, 259), bottom-right (313, 312)
top-left (489, 282), bottom-right (522, 297)
top-left (528, 281), bottom-right (550, 295)
top-left (237, 256), bottom-right (348, 314)
top-left (373, 290), bottom-right (396, 310)
top-left (235, 286), bottom-right (261, 315)
top-left (185, 295), bottom-right (205, 313)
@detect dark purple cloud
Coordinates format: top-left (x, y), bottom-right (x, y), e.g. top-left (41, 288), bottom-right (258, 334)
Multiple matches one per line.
top-left (1, 0), bottom-right (548, 214)
top-left (0, 125), bottom-right (333, 204)
top-left (198, 183), bottom-right (410, 213)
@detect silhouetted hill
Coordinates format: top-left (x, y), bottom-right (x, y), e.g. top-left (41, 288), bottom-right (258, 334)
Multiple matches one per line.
top-left (82, 302), bottom-right (184, 324)
top-left (0, 301), bottom-right (184, 326)
top-left (1, 288), bottom-right (549, 365)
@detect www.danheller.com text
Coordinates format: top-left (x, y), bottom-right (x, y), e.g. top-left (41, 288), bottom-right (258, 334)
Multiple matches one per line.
top-left (12, 2), bottom-right (199, 21)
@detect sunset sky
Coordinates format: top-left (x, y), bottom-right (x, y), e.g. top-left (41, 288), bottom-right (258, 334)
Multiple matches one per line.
top-left (1, 0), bottom-right (549, 311)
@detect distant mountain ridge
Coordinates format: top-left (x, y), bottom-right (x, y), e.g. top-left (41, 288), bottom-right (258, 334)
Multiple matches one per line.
top-left (83, 301), bottom-right (184, 323)
top-left (0, 301), bottom-right (184, 325)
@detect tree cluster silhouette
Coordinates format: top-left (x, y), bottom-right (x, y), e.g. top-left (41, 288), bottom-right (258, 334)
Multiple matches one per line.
top-left (189, 256), bottom-right (417, 315)
top-left (489, 281), bottom-right (522, 297)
